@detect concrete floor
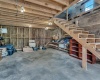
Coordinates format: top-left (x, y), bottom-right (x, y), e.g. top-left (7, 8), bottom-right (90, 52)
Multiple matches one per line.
top-left (0, 48), bottom-right (100, 80)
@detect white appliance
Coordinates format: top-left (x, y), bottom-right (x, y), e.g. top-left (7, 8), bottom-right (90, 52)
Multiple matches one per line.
top-left (29, 40), bottom-right (36, 47)
top-left (59, 43), bottom-right (66, 49)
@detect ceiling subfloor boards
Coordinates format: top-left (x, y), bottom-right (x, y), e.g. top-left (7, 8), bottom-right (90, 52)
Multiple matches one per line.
top-left (0, 0), bottom-right (79, 28)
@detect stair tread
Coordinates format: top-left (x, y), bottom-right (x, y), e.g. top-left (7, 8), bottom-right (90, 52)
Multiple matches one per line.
top-left (89, 43), bottom-right (100, 44)
top-left (78, 33), bottom-right (95, 35)
top-left (54, 18), bottom-right (100, 59)
top-left (70, 30), bottom-right (83, 31)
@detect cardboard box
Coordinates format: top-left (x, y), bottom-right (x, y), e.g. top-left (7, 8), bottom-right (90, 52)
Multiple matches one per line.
top-left (23, 47), bottom-right (34, 52)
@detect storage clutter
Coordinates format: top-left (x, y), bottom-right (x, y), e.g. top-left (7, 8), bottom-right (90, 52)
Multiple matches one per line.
top-left (48, 36), bottom-right (71, 52)
top-left (58, 37), bottom-right (71, 49)
top-left (0, 48), bottom-right (8, 57)
top-left (23, 46), bottom-right (34, 52)
top-left (29, 40), bottom-right (39, 51)
top-left (0, 44), bottom-right (16, 57)
top-left (6, 44), bottom-right (16, 55)
top-left (23, 40), bottom-right (47, 52)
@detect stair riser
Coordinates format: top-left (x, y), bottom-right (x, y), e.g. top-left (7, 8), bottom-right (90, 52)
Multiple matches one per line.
top-left (79, 34), bottom-right (95, 38)
top-left (54, 18), bottom-right (100, 59)
top-left (95, 39), bottom-right (100, 43)
top-left (86, 39), bottom-right (95, 43)
top-left (90, 44), bottom-right (100, 50)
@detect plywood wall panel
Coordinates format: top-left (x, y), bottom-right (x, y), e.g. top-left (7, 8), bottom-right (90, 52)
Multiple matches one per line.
top-left (24, 39), bottom-right (29, 47)
top-left (10, 38), bottom-right (17, 48)
top-left (10, 27), bottom-right (17, 39)
top-left (17, 39), bottom-right (24, 49)
top-left (0, 26), bottom-right (63, 50)
top-left (29, 28), bottom-right (33, 39)
top-left (24, 28), bottom-right (29, 38)
top-left (4, 38), bottom-right (10, 44)
top-left (18, 27), bottom-right (24, 38)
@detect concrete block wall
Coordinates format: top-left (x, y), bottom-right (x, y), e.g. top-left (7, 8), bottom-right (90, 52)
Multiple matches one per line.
top-left (52, 28), bottom-right (65, 39)
top-left (75, 8), bottom-right (100, 38)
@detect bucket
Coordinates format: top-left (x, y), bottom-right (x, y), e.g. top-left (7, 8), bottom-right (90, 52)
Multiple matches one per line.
top-left (42, 47), bottom-right (46, 50)
top-left (40, 46), bottom-right (42, 50)
top-left (33, 47), bottom-right (38, 51)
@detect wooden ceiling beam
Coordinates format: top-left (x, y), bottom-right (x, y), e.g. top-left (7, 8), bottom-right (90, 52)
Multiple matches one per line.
top-left (0, 0), bottom-right (57, 14)
top-left (0, 8), bottom-right (51, 27)
top-left (0, 2), bottom-right (53, 17)
top-left (0, 17), bottom-right (49, 25)
top-left (25, 0), bottom-right (62, 11)
top-left (0, 20), bottom-right (55, 29)
top-left (51, 0), bottom-right (69, 6)
top-left (0, 8), bottom-right (50, 20)
top-left (0, 16), bottom-right (33, 23)
top-left (0, 17), bottom-right (43, 24)
top-left (0, 12), bottom-right (49, 21)
top-left (0, 13), bottom-right (37, 21)
top-left (0, 16), bottom-right (52, 26)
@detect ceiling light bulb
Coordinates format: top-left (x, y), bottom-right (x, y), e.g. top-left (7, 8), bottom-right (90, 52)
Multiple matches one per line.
top-left (48, 22), bottom-right (52, 25)
top-left (29, 25), bottom-right (32, 27)
top-left (78, 0), bottom-right (83, 3)
top-left (20, 6), bottom-right (25, 13)
top-left (45, 27), bottom-right (49, 30)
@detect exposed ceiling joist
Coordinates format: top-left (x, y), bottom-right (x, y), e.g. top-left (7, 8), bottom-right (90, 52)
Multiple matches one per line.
top-left (0, 0), bottom-right (79, 28)
top-left (51, 0), bottom-right (69, 6)
top-left (0, 17), bottom-right (45, 24)
top-left (0, 8), bottom-right (50, 20)
top-left (0, 10), bottom-right (50, 21)
top-left (0, 17), bottom-right (49, 25)
top-left (0, 0), bottom-right (57, 14)
top-left (24, 0), bottom-right (63, 11)
top-left (0, 15), bottom-right (34, 23)
top-left (0, 2), bottom-right (53, 17)
top-left (0, 20), bottom-right (55, 29)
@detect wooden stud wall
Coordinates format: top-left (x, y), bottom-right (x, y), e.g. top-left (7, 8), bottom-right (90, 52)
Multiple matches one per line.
top-left (0, 26), bottom-right (52, 50)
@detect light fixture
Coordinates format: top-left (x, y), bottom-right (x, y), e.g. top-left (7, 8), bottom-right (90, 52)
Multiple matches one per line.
top-left (78, 0), bottom-right (83, 3)
top-left (29, 25), bottom-right (32, 27)
top-left (48, 22), bottom-right (52, 25)
top-left (20, 6), bottom-right (25, 13)
top-left (45, 27), bottom-right (49, 30)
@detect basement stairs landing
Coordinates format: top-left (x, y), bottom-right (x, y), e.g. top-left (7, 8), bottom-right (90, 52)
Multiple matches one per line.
top-left (53, 18), bottom-right (100, 70)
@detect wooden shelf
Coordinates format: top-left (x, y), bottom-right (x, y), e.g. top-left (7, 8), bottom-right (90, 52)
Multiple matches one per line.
top-left (69, 39), bottom-right (96, 64)
top-left (48, 42), bottom-right (69, 52)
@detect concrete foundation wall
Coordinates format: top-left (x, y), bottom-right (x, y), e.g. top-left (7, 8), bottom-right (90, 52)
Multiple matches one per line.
top-left (76, 8), bottom-right (100, 38)
top-left (52, 28), bottom-right (65, 39)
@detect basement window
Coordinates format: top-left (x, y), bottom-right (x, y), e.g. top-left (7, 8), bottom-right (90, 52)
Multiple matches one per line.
top-left (85, 0), bottom-right (94, 11)
top-left (0, 28), bottom-right (7, 33)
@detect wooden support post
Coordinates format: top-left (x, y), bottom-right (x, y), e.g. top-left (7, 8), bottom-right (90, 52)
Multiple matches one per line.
top-left (29, 27), bottom-right (30, 40)
top-left (66, 10), bottom-right (68, 21)
top-left (0, 26), bottom-right (1, 36)
top-left (10, 27), bottom-right (11, 43)
top-left (82, 47), bottom-right (87, 70)
top-left (17, 27), bottom-right (18, 49)
top-left (76, 20), bottom-right (79, 27)
top-left (1, 26), bottom-right (2, 37)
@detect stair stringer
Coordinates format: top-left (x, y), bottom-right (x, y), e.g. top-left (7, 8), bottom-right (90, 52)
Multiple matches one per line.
top-left (54, 19), bottom-right (100, 59)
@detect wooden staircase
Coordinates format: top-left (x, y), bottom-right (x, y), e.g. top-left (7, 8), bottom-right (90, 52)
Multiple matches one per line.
top-left (53, 18), bottom-right (100, 69)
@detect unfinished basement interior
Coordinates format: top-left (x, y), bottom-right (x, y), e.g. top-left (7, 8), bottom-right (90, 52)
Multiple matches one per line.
top-left (0, 0), bottom-right (100, 80)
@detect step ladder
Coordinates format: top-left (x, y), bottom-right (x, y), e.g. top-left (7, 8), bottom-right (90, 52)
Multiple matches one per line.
top-left (53, 18), bottom-right (100, 70)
